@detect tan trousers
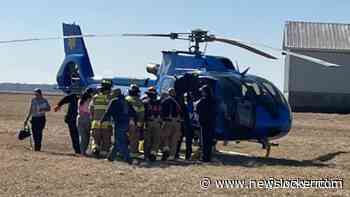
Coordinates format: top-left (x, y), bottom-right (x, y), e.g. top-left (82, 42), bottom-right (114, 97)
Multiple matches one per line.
top-left (91, 127), bottom-right (113, 152)
top-left (128, 121), bottom-right (144, 153)
top-left (144, 120), bottom-right (161, 157)
top-left (160, 119), bottom-right (181, 157)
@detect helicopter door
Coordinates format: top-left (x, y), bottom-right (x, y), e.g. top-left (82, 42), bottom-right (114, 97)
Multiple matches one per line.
top-left (233, 83), bottom-right (257, 129)
top-left (234, 98), bottom-right (255, 129)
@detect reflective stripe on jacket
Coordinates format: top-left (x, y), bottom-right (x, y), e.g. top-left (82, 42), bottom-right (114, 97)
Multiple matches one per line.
top-left (126, 96), bottom-right (145, 113)
top-left (91, 93), bottom-right (112, 129)
top-left (126, 95), bottom-right (145, 122)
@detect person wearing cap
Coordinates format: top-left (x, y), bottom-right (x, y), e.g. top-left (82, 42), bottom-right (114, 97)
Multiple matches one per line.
top-left (24, 89), bottom-right (51, 151)
top-left (100, 88), bottom-right (132, 164)
top-left (142, 86), bottom-right (161, 161)
top-left (89, 79), bottom-right (113, 157)
top-left (195, 85), bottom-right (216, 162)
top-left (54, 90), bottom-right (81, 154)
top-left (125, 84), bottom-right (145, 156)
top-left (159, 88), bottom-right (182, 160)
top-left (77, 88), bottom-right (94, 155)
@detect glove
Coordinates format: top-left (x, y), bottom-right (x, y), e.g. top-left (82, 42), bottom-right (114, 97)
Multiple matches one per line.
top-left (53, 105), bottom-right (61, 112)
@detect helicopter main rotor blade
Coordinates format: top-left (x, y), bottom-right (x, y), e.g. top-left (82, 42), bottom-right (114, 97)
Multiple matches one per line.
top-left (212, 37), bottom-right (278, 60)
top-left (0, 33), bottom-right (122, 44)
top-left (281, 50), bottom-right (342, 67)
top-left (231, 39), bottom-right (343, 67)
top-left (122, 33), bottom-right (180, 40)
top-left (122, 33), bottom-right (172, 37)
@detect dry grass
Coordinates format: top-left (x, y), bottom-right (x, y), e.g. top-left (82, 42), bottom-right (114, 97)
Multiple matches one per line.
top-left (0, 93), bottom-right (349, 197)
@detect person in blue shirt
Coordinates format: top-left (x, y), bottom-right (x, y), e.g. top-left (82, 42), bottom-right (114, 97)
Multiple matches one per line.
top-left (100, 88), bottom-right (132, 164)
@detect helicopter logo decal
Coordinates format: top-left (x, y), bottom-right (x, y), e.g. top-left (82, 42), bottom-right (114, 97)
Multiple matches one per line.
top-left (68, 38), bottom-right (76, 50)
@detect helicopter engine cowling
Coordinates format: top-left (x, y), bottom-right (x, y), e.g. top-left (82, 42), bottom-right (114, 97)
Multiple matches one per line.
top-left (146, 63), bottom-right (160, 76)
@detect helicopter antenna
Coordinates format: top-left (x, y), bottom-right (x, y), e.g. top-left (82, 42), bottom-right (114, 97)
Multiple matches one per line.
top-left (241, 67), bottom-right (250, 76)
top-left (235, 60), bottom-right (240, 73)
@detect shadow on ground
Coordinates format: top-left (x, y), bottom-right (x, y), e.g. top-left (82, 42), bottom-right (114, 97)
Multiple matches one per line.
top-left (15, 141), bottom-right (349, 169)
top-left (214, 151), bottom-right (349, 168)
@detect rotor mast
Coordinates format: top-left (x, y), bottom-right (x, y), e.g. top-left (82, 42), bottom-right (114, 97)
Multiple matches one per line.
top-left (188, 29), bottom-right (209, 55)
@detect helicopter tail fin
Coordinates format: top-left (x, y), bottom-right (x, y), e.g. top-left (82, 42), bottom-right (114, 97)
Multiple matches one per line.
top-left (57, 23), bottom-right (94, 93)
top-left (63, 23), bottom-right (91, 57)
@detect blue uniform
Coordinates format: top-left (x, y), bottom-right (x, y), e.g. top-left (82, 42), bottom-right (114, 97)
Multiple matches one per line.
top-left (101, 95), bottom-right (131, 163)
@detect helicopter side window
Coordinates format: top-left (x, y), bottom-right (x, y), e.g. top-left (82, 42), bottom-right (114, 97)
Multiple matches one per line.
top-left (241, 85), bottom-right (248, 96)
top-left (219, 58), bottom-right (235, 70)
top-left (259, 80), bottom-right (287, 106)
top-left (245, 82), bottom-right (261, 96)
top-left (262, 82), bottom-right (276, 96)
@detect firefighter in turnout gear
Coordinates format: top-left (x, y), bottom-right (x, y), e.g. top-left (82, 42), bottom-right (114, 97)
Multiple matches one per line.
top-left (90, 79), bottom-right (113, 157)
top-left (125, 84), bottom-right (145, 156)
top-left (160, 88), bottom-right (182, 161)
top-left (142, 86), bottom-right (161, 161)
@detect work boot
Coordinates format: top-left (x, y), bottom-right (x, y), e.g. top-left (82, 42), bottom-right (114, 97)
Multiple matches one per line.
top-left (100, 150), bottom-right (108, 158)
top-left (107, 154), bottom-right (123, 162)
top-left (107, 155), bottom-right (114, 162)
top-left (92, 148), bottom-right (100, 158)
top-left (185, 149), bottom-right (192, 160)
top-left (126, 158), bottom-right (133, 165)
top-left (149, 154), bottom-right (156, 162)
top-left (161, 151), bottom-right (169, 161)
top-left (34, 145), bottom-right (41, 151)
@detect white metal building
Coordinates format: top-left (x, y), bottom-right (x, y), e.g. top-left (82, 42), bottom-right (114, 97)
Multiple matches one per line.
top-left (283, 21), bottom-right (350, 113)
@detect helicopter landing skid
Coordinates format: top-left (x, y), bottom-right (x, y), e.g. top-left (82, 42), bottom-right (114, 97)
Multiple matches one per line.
top-left (260, 138), bottom-right (279, 157)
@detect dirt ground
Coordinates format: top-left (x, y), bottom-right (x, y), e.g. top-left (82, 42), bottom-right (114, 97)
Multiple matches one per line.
top-left (0, 93), bottom-right (349, 197)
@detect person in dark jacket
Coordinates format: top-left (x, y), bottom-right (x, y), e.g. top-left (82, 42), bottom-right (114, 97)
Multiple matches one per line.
top-left (142, 86), bottom-right (161, 161)
top-left (195, 85), bottom-right (216, 162)
top-left (175, 92), bottom-right (195, 160)
top-left (160, 88), bottom-right (182, 160)
top-left (54, 92), bottom-right (81, 154)
top-left (100, 88), bottom-right (131, 164)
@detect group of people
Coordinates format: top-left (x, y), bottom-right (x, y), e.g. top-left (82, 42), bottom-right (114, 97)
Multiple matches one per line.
top-left (24, 79), bottom-right (217, 164)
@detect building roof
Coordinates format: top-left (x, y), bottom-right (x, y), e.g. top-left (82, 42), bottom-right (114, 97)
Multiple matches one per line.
top-left (283, 21), bottom-right (350, 52)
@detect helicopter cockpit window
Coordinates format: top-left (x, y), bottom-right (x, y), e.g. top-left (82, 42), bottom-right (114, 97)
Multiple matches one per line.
top-left (245, 82), bottom-right (261, 95)
top-left (217, 77), bottom-right (242, 99)
top-left (259, 79), bottom-right (287, 106)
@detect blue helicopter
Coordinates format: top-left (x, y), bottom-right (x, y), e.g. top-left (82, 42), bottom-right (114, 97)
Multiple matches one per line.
top-left (51, 23), bottom-right (340, 156)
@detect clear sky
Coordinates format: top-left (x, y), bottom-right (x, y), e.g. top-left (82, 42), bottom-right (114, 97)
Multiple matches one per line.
top-left (0, 0), bottom-right (349, 90)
